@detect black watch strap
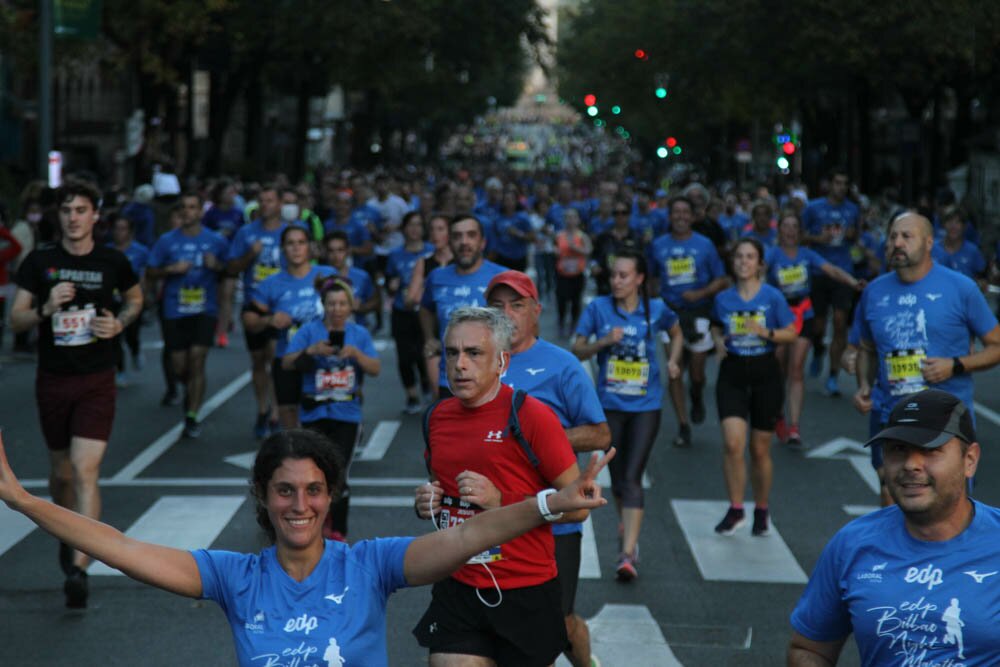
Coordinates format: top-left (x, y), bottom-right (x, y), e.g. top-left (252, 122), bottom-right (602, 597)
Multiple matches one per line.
top-left (953, 357), bottom-right (966, 375)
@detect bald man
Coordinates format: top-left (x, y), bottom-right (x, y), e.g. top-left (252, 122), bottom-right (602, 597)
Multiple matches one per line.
top-left (853, 211), bottom-right (1000, 501)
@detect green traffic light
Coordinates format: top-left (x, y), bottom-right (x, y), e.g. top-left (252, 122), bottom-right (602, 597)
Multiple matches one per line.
top-left (656, 147), bottom-right (668, 158)
top-left (611, 105), bottom-right (621, 115)
top-left (672, 146), bottom-right (682, 155)
top-left (655, 87), bottom-right (667, 99)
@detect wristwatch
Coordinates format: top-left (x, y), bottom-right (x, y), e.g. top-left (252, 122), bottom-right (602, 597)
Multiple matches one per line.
top-left (536, 488), bottom-right (563, 522)
top-left (953, 357), bottom-right (966, 375)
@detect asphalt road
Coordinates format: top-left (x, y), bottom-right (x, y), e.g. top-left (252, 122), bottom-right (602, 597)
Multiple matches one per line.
top-left (4, 300), bottom-right (1000, 667)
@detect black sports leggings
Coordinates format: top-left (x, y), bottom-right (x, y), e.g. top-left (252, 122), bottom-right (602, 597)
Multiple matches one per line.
top-left (605, 408), bottom-right (661, 508)
top-left (391, 308), bottom-right (428, 391)
top-left (303, 419), bottom-right (360, 535)
top-left (555, 274), bottom-right (585, 327)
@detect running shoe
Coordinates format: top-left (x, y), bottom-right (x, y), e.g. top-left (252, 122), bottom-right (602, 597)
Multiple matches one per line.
top-left (182, 416), bottom-right (202, 439)
top-left (786, 426), bottom-right (803, 450)
top-left (714, 507), bottom-right (746, 535)
top-left (774, 416), bottom-right (789, 443)
top-left (752, 508), bottom-right (771, 536)
top-left (591, 657), bottom-right (602, 667)
top-left (64, 567), bottom-right (88, 609)
top-left (809, 353), bottom-right (823, 378)
top-left (254, 413), bottom-right (270, 439)
top-left (215, 332), bottom-right (229, 348)
top-left (690, 397), bottom-right (706, 425)
top-left (404, 398), bottom-right (423, 415)
top-left (825, 375), bottom-right (841, 397)
top-left (615, 552), bottom-right (638, 582)
top-left (673, 423), bottom-right (692, 448)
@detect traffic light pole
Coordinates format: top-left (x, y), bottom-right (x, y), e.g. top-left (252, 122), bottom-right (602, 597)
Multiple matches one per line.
top-left (38, 0), bottom-right (53, 179)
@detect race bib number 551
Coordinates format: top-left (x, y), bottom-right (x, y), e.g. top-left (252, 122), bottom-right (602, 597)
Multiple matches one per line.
top-left (52, 307), bottom-right (97, 346)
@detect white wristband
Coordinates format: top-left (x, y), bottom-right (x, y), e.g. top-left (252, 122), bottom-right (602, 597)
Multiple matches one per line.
top-left (536, 488), bottom-right (563, 522)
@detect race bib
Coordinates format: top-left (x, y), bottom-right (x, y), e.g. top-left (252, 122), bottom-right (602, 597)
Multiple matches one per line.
top-left (729, 311), bottom-right (767, 347)
top-left (606, 355), bottom-right (650, 395)
top-left (52, 306), bottom-right (97, 347)
top-left (438, 496), bottom-right (502, 564)
top-left (252, 263), bottom-right (280, 286)
top-left (666, 256), bottom-right (696, 285)
top-left (885, 348), bottom-right (927, 396)
top-left (178, 286), bottom-right (206, 314)
top-left (314, 366), bottom-right (356, 402)
top-left (777, 264), bottom-right (807, 291)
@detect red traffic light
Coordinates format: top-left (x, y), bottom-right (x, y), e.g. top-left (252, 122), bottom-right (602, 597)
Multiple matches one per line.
top-left (665, 136), bottom-right (678, 148)
top-left (583, 94), bottom-right (597, 107)
top-left (782, 141), bottom-right (796, 155)
top-left (634, 49), bottom-right (648, 60)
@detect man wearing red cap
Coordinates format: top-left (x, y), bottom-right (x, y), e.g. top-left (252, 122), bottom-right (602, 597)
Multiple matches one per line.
top-left (486, 269), bottom-right (610, 667)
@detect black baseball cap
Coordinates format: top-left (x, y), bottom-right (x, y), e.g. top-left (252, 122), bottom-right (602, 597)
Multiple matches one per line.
top-left (865, 390), bottom-right (976, 450)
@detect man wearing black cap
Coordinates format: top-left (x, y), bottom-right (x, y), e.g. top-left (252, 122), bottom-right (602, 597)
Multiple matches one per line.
top-left (787, 389), bottom-right (1000, 665)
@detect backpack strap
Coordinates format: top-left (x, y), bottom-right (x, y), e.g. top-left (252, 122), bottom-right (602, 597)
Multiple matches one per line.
top-left (505, 388), bottom-right (540, 468)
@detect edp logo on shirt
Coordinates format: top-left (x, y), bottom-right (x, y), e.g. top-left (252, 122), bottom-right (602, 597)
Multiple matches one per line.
top-left (284, 613), bottom-right (320, 635)
top-left (904, 563), bottom-right (944, 590)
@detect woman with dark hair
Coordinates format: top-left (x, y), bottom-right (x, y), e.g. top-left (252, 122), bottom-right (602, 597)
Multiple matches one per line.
top-left (554, 207), bottom-right (592, 338)
top-left (710, 237), bottom-right (796, 537)
top-left (572, 248), bottom-right (682, 582)
top-left (282, 276), bottom-right (379, 541)
top-left (0, 429), bottom-right (613, 667)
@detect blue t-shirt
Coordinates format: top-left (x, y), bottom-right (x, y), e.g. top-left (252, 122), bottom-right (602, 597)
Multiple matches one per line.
top-left (227, 220), bottom-right (303, 294)
top-left (121, 201), bottom-right (157, 247)
top-left (324, 213), bottom-right (372, 250)
top-left (718, 211), bottom-right (749, 242)
top-left (193, 537), bottom-right (412, 667)
top-left (547, 201), bottom-right (593, 232)
top-left (802, 197), bottom-right (860, 272)
top-left (385, 243), bottom-right (434, 311)
top-left (492, 212), bottom-right (533, 260)
top-left (712, 284), bottom-right (793, 356)
top-left (149, 228), bottom-right (229, 319)
top-left (766, 245), bottom-right (829, 301)
top-left (630, 209), bottom-right (668, 245)
top-left (857, 264), bottom-right (998, 422)
top-left (253, 265), bottom-right (336, 357)
top-left (575, 296), bottom-right (678, 412)
top-left (421, 260), bottom-right (508, 387)
top-left (741, 226), bottom-right (777, 248)
top-left (647, 232), bottom-right (726, 310)
top-left (503, 337), bottom-right (607, 537)
top-left (110, 241), bottom-right (150, 277)
top-left (931, 241), bottom-right (986, 280)
top-left (286, 320), bottom-right (378, 424)
top-left (203, 205), bottom-right (245, 238)
top-left (791, 501), bottom-right (1000, 666)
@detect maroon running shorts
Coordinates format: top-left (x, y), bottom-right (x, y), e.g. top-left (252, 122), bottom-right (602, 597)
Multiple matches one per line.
top-left (35, 368), bottom-right (117, 450)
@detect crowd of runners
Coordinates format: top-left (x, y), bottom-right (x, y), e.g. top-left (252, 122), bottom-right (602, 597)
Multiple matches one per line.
top-left (3, 162), bottom-right (999, 665)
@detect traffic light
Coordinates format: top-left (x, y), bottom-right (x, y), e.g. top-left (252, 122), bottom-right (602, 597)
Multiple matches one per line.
top-left (777, 156), bottom-right (790, 170)
top-left (665, 136), bottom-right (677, 148)
top-left (611, 105), bottom-right (621, 115)
top-left (587, 106), bottom-right (599, 117)
top-left (782, 141), bottom-right (796, 155)
top-left (657, 147), bottom-right (669, 159)
top-left (634, 49), bottom-right (648, 61)
top-left (655, 86), bottom-right (667, 99)
top-left (584, 93), bottom-right (596, 107)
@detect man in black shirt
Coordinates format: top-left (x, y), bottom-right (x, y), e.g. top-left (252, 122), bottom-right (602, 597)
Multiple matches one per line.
top-left (10, 180), bottom-right (142, 608)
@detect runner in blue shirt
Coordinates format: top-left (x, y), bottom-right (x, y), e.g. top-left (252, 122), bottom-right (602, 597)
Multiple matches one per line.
top-left (740, 199), bottom-right (778, 249)
top-left (853, 212), bottom-right (1000, 503)
top-left (628, 186), bottom-right (668, 245)
top-left (485, 270), bottom-right (610, 667)
top-left (788, 390), bottom-right (1000, 667)
top-left (491, 190), bottom-right (534, 272)
top-left (385, 212), bottom-right (434, 413)
top-left (765, 212), bottom-right (861, 448)
top-left (574, 249), bottom-right (682, 580)
top-left (108, 212), bottom-right (150, 385)
top-left (931, 206), bottom-right (987, 285)
top-left (283, 277), bottom-right (380, 541)
top-left (0, 428), bottom-right (613, 667)
top-left (323, 190), bottom-right (375, 260)
top-left (202, 180), bottom-right (244, 239)
top-left (227, 184), bottom-right (303, 438)
top-left (647, 195), bottom-right (728, 447)
top-left (147, 192), bottom-right (229, 438)
top-left (321, 231), bottom-right (378, 331)
top-left (801, 168), bottom-right (861, 396)
top-left (245, 225), bottom-right (335, 430)
top-left (710, 238), bottom-right (796, 537)
top-left (419, 215), bottom-right (507, 397)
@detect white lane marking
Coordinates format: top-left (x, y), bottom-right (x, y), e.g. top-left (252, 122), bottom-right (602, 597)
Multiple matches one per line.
top-left (974, 401), bottom-right (1000, 428)
top-left (579, 515), bottom-right (601, 579)
top-left (145, 340), bottom-right (165, 350)
top-left (110, 371), bottom-right (252, 482)
top-left (351, 496), bottom-right (413, 507)
top-left (847, 456), bottom-right (881, 495)
top-left (807, 437), bottom-right (879, 494)
top-left (373, 339), bottom-right (394, 352)
top-left (223, 452), bottom-right (256, 470)
top-left (556, 604), bottom-right (684, 667)
top-left (671, 499), bottom-right (807, 584)
top-left (0, 496), bottom-right (50, 558)
top-left (90, 496), bottom-right (244, 576)
top-left (597, 466), bottom-right (650, 489)
top-left (843, 504), bottom-right (880, 516)
top-left (21, 476), bottom-right (429, 489)
top-left (355, 421), bottom-right (401, 461)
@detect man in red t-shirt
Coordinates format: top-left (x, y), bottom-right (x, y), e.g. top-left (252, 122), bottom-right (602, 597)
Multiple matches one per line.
top-left (413, 305), bottom-right (584, 667)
